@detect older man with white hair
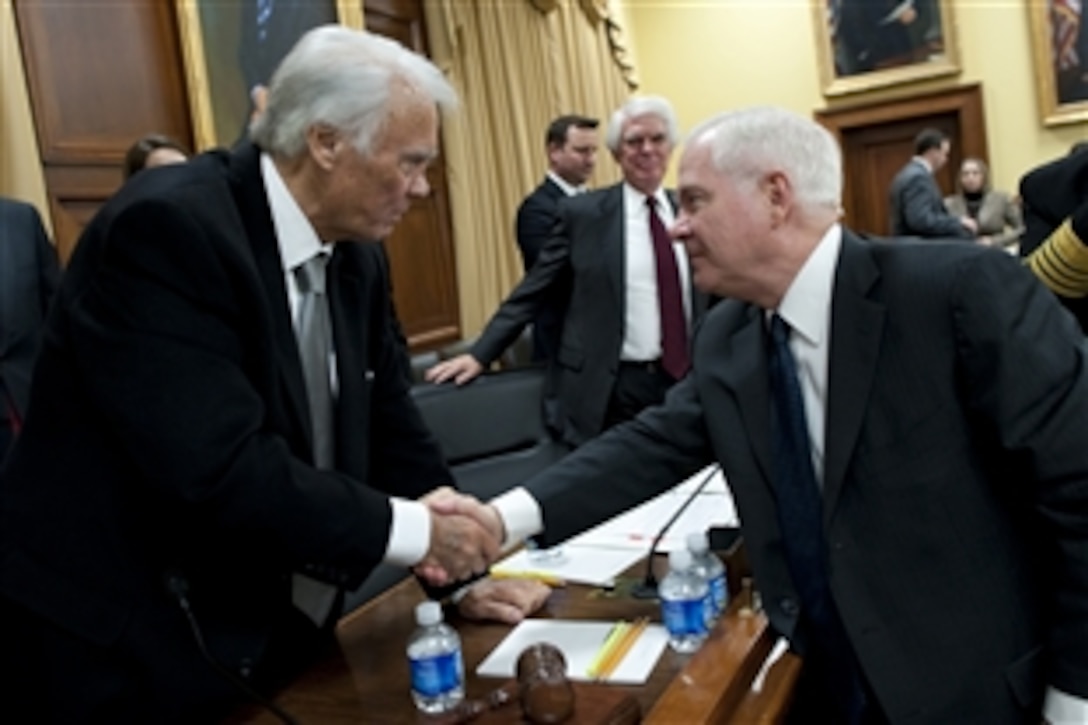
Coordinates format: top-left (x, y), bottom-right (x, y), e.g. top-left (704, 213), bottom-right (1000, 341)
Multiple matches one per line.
top-left (429, 96), bottom-right (712, 447)
top-left (0, 26), bottom-right (535, 721)
top-left (446, 106), bottom-right (1088, 723)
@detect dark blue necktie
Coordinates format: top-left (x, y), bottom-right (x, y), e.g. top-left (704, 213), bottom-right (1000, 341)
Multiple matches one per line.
top-left (768, 314), bottom-right (868, 723)
top-left (768, 314), bottom-right (829, 615)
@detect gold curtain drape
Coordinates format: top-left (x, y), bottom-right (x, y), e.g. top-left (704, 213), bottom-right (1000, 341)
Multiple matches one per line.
top-left (424, 0), bottom-right (634, 337)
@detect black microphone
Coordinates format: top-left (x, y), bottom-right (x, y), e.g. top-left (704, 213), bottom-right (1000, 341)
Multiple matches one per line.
top-left (630, 464), bottom-right (722, 600)
top-left (164, 571), bottom-right (301, 725)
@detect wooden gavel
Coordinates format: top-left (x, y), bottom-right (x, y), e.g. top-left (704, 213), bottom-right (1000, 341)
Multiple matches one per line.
top-left (441, 642), bottom-right (575, 724)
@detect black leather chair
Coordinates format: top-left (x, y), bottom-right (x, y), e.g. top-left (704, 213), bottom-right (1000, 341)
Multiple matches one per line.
top-left (343, 366), bottom-right (569, 612)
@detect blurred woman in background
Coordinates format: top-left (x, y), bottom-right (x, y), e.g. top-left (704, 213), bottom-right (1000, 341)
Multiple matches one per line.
top-left (122, 133), bottom-right (190, 180)
top-left (944, 157), bottom-right (1023, 253)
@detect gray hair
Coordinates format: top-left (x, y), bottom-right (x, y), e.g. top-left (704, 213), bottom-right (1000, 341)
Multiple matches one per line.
top-left (688, 106), bottom-right (842, 212)
top-left (250, 25), bottom-right (457, 158)
top-left (605, 95), bottom-right (680, 153)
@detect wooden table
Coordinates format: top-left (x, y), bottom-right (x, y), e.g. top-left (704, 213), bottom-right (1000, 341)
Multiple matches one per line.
top-left (230, 560), bottom-right (799, 723)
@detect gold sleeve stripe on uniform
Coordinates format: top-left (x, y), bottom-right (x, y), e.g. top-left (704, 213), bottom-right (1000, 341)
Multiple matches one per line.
top-left (1026, 219), bottom-right (1088, 299)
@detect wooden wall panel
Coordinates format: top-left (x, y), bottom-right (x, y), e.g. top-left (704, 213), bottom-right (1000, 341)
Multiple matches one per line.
top-left (365, 0), bottom-right (461, 351)
top-left (16, 0), bottom-right (458, 352)
top-left (14, 0), bottom-right (193, 260)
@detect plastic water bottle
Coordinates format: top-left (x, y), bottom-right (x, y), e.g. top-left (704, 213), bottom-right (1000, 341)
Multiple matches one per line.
top-left (687, 531), bottom-right (728, 622)
top-left (659, 549), bottom-right (709, 653)
top-left (407, 601), bottom-right (464, 714)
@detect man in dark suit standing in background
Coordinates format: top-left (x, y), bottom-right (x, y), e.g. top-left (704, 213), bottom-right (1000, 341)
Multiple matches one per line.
top-left (450, 106), bottom-right (1088, 723)
top-left (0, 27), bottom-right (510, 722)
top-left (428, 96), bottom-right (710, 447)
top-left (888, 127), bottom-right (976, 239)
top-left (515, 114), bottom-right (599, 362)
top-left (0, 197), bottom-right (59, 462)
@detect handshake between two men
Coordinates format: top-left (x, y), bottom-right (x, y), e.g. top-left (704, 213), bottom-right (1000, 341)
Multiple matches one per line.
top-left (413, 487), bottom-right (547, 624)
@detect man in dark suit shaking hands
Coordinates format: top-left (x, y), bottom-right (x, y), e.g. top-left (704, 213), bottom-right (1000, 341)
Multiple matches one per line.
top-left (515, 114), bottom-right (599, 362)
top-left (0, 26), bottom-right (509, 722)
top-left (429, 97), bottom-right (709, 447)
top-left (452, 107), bottom-right (1088, 723)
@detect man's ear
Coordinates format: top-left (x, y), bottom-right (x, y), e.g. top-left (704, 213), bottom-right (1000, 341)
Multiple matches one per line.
top-left (307, 124), bottom-right (341, 171)
top-left (763, 172), bottom-right (792, 227)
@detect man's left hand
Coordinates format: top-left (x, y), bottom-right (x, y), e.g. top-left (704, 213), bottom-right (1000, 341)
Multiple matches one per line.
top-left (457, 578), bottom-right (551, 624)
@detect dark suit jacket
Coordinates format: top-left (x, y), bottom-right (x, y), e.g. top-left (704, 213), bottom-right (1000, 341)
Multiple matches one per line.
top-left (889, 159), bottom-right (973, 239)
top-left (0, 198), bottom-right (59, 420)
top-left (0, 144), bottom-right (454, 716)
top-left (515, 176), bottom-right (570, 362)
top-left (1019, 148), bottom-right (1088, 256)
top-left (524, 231), bottom-right (1088, 723)
top-left (472, 183), bottom-right (709, 447)
top-left (1019, 149), bottom-right (1088, 331)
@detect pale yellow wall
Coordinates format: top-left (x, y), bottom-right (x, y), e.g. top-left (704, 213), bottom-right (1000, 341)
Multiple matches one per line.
top-left (4, 2), bottom-right (1086, 239)
top-left (1, 0), bottom-right (50, 233)
top-left (623, 0), bottom-right (1088, 195)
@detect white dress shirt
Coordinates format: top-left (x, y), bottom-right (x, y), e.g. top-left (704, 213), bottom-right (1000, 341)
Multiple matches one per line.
top-left (546, 169), bottom-right (584, 197)
top-left (261, 154), bottom-right (430, 567)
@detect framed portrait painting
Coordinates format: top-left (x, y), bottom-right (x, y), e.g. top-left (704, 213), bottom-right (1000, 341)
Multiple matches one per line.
top-left (812, 0), bottom-right (961, 97)
top-left (175, 0), bottom-right (364, 150)
top-left (1028, 0), bottom-right (1088, 126)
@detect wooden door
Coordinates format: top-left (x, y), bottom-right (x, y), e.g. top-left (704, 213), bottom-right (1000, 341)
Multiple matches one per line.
top-left (364, 0), bottom-right (461, 351)
top-left (14, 0), bottom-right (193, 262)
top-left (15, 0), bottom-right (460, 351)
top-left (815, 85), bottom-right (987, 237)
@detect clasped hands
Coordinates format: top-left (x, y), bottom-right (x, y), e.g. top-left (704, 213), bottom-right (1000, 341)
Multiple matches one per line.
top-left (416, 487), bottom-right (505, 587)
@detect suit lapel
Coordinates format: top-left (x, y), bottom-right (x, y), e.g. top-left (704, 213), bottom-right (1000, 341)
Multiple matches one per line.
top-left (228, 144), bottom-right (312, 448)
top-left (718, 306), bottom-right (774, 486)
top-left (327, 247), bottom-right (369, 480)
top-left (823, 231), bottom-right (884, 519)
top-left (596, 184), bottom-right (626, 312)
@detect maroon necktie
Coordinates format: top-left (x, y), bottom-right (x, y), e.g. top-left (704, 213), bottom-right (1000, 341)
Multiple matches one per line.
top-left (647, 196), bottom-right (689, 379)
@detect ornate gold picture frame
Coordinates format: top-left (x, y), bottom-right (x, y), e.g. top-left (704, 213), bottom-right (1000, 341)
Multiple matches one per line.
top-left (812, 0), bottom-right (960, 98)
top-left (175, 0), bottom-right (364, 150)
top-left (1027, 0), bottom-right (1088, 127)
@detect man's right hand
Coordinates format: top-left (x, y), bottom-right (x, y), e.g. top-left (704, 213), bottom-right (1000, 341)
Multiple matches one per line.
top-left (414, 490), bottom-right (504, 586)
top-left (425, 354), bottom-right (485, 385)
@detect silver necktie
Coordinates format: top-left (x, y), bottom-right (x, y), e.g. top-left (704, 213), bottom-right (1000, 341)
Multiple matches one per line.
top-left (294, 253), bottom-right (335, 470)
top-left (292, 252), bottom-right (339, 625)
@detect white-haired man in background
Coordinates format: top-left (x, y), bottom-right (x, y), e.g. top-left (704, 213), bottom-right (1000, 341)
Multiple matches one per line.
top-left (429, 96), bottom-right (712, 448)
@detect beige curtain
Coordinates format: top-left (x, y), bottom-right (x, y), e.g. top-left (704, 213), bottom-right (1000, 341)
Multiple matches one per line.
top-left (424, 0), bottom-right (634, 337)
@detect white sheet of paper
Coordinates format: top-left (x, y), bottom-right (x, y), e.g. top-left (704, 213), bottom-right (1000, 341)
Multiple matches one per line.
top-left (475, 619), bottom-right (669, 685)
top-left (564, 466), bottom-right (737, 553)
top-left (491, 545), bottom-right (645, 587)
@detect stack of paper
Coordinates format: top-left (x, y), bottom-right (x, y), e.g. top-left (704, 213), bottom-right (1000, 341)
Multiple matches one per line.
top-left (475, 619), bottom-right (669, 685)
top-left (564, 465), bottom-right (737, 553)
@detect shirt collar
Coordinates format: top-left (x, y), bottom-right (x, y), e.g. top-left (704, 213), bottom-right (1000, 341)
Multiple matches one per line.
top-left (776, 223), bottom-right (842, 347)
top-left (260, 153), bottom-right (329, 274)
top-left (912, 155), bottom-right (933, 174)
top-left (622, 181), bottom-right (669, 212)
top-left (546, 170), bottom-right (584, 197)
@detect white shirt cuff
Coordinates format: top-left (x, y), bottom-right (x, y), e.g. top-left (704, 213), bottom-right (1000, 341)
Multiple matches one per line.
top-left (1044, 686), bottom-right (1088, 724)
top-left (384, 498), bottom-right (430, 567)
top-left (490, 487), bottom-right (542, 548)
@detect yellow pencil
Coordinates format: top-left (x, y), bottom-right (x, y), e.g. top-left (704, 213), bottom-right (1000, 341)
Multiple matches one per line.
top-left (596, 617), bottom-right (649, 681)
top-left (586, 620), bottom-right (629, 679)
top-left (488, 569), bottom-right (566, 587)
